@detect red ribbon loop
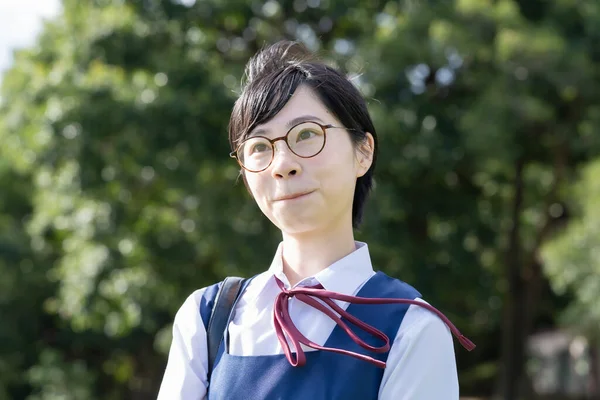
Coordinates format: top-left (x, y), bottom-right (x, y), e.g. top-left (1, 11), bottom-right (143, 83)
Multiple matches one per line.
top-left (272, 276), bottom-right (475, 368)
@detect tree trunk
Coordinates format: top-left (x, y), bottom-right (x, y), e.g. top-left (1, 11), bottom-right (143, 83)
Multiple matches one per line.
top-left (496, 156), bottom-right (527, 400)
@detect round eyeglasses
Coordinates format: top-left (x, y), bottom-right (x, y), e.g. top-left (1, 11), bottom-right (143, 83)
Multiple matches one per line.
top-left (230, 121), bottom-right (354, 173)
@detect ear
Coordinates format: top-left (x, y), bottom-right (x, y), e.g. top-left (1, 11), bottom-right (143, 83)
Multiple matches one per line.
top-left (355, 132), bottom-right (375, 178)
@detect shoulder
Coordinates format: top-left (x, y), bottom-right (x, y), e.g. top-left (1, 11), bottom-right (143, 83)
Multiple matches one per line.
top-left (381, 300), bottom-right (459, 398)
top-left (175, 276), bottom-right (257, 330)
top-left (173, 282), bottom-right (221, 331)
top-left (373, 272), bottom-right (451, 342)
top-left (397, 298), bottom-right (454, 351)
top-left (369, 271), bottom-right (422, 299)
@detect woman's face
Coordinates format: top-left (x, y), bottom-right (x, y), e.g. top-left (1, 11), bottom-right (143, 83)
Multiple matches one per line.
top-left (243, 85), bottom-right (373, 235)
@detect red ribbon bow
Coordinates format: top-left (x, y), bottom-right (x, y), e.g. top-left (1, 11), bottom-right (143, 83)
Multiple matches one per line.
top-left (272, 276), bottom-right (476, 368)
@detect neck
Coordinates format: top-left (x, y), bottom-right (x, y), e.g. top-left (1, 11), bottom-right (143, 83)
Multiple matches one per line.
top-left (280, 219), bottom-right (356, 287)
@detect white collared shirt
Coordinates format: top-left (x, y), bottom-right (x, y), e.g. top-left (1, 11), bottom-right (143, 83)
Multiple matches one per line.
top-left (157, 242), bottom-right (459, 399)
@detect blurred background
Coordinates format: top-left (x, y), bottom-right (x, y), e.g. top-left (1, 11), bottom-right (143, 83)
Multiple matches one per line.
top-left (1, 0), bottom-right (599, 399)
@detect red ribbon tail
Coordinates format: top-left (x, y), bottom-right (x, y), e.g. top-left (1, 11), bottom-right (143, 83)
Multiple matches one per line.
top-left (458, 335), bottom-right (476, 351)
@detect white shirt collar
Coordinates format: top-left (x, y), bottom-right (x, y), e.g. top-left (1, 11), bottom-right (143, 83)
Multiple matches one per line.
top-left (246, 241), bottom-right (374, 300)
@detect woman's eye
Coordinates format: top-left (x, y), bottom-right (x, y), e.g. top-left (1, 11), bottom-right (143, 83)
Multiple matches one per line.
top-left (250, 143), bottom-right (269, 154)
top-left (297, 129), bottom-right (316, 141)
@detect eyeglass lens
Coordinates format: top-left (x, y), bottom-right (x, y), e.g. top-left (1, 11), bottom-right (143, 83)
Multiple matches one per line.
top-left (237, 122), bottom-right (326, 171)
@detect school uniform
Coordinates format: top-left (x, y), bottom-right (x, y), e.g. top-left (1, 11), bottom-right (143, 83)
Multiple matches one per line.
top-left (157, 242), bottom-right (462, 400)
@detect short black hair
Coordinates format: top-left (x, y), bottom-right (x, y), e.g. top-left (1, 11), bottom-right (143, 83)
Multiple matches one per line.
top-left (228, 40), bottom-right (378, 228)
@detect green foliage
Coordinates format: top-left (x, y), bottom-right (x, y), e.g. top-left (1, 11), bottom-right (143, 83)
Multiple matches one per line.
top-left (1, 0), bottom-right (599, 398)
top-left (541, 159), bottom-right (600, 338)
top-left (27, 349), bottom-right (96, 400)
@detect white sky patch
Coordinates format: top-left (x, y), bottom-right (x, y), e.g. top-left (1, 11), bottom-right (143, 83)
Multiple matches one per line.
top-left (0, 0), bottom-right (62, 81)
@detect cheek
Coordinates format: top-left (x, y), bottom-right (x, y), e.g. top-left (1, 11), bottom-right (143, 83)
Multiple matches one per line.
top-left (321, 169), bottom-right (356, 198)
top-left (315, 152), bottom-right (358, 196)
top-left (245, 174), bottom-right (264, 199)
top-left (244, 174), bottom-right (272, 211)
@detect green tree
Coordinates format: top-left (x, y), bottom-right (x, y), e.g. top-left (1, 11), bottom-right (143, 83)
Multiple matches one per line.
top-left (1, 0), bottom-right (600, 399)
top-left (541, 159), bottom-right (600, 392)
top-left (0, 164), bottom-right (50, 400)
top-left (358, 0), bottom-right (600, 397)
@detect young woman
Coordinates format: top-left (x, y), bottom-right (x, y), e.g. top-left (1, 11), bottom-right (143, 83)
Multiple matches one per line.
top-left (158, 41), bottom-right (474, 400)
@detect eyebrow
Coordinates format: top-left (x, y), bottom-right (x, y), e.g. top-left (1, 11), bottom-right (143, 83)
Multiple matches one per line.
top-left (249, 115), bottom-right (326, 137)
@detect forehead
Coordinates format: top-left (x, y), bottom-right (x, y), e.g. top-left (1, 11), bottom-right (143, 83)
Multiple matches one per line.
top-left (249, 85), bottom-right (335, 137)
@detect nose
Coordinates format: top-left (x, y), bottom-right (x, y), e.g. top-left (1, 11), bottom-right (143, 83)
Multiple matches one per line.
top-left (270, 141), bottom-right (301, 179)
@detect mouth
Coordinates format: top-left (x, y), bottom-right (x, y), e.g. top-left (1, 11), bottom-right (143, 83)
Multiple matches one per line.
top-left (273, 190), bottom-right (315, 202)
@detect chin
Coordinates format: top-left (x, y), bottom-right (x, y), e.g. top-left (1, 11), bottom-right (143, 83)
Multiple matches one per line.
top-left (273, 216), bottom-right (323, 235)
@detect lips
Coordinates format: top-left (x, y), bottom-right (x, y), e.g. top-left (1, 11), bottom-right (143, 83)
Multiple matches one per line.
top-left (273, 190), bottom-right (315, 201)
